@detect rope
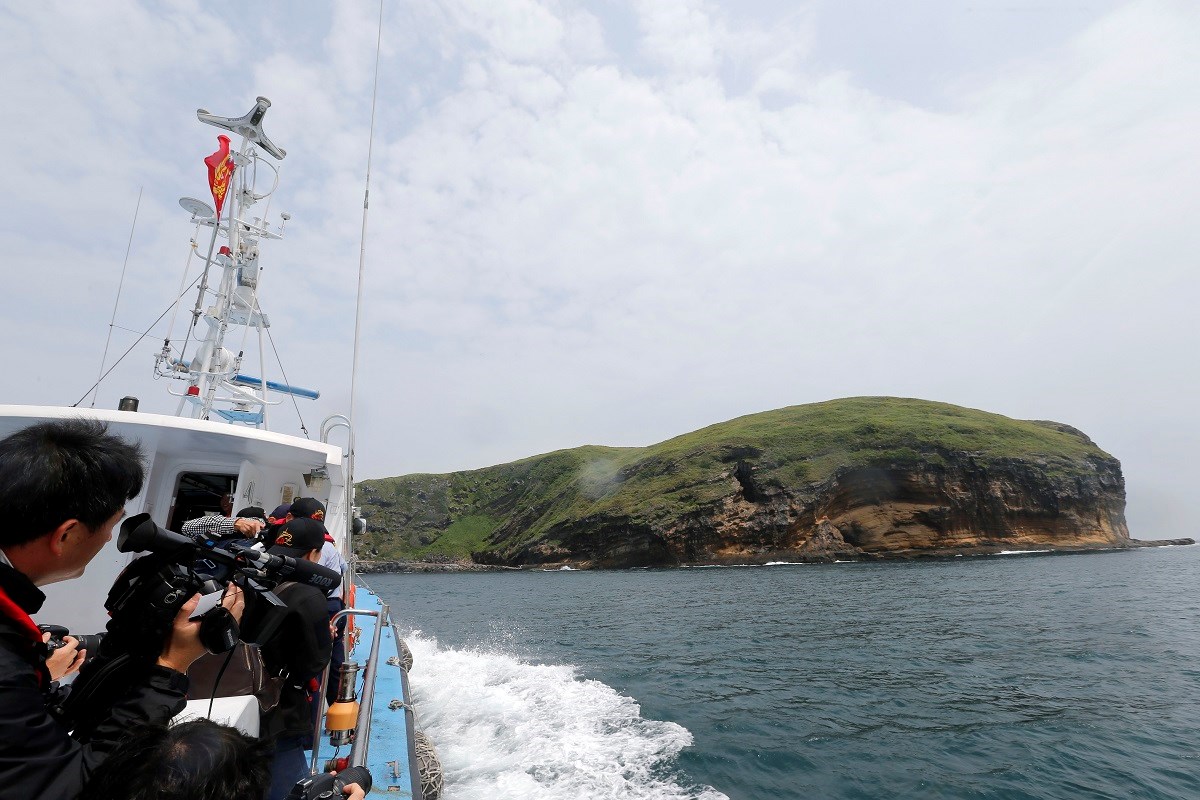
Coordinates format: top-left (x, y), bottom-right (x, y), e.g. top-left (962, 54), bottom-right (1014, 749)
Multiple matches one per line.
top-left (397, 638), bottom-right (414, 672)
top-left (383, 633), bottom-right (443, 800)
top-left (414, 730), bottom-right (444, 800)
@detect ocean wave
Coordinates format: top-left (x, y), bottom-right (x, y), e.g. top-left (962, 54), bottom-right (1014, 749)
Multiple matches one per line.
top-left (404, 632), bottom-right (727, 800)
top-left (990, 549), bottom-right (1053, 555)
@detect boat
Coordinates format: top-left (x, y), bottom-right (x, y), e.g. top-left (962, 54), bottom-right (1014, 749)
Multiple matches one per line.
top-left (0, 96), bottom-right (441, 799)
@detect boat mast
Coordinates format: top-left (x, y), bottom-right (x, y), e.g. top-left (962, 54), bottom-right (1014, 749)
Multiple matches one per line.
top-left (155, 97), bottom-right (316, 428)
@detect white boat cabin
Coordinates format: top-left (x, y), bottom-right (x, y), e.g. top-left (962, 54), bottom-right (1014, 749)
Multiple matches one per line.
top-left (0, 405), bottom-right (347, 637)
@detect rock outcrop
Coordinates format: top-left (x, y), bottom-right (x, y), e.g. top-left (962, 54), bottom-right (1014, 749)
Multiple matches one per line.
top-left (483, 449), bottom-right (1132, 568)
top-left (357, 397), bottom-right (1187, 568)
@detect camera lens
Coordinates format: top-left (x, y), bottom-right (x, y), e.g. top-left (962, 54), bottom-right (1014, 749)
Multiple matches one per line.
top-left (74, 633), bottom-right (105, 653)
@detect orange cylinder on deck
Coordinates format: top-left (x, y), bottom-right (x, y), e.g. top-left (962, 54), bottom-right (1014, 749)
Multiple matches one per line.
top-left (325, 700), bottom-right (359, 731)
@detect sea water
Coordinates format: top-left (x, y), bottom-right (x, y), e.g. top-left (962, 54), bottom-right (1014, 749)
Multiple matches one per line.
top-left (371, 544), bottom-right (1200, 800)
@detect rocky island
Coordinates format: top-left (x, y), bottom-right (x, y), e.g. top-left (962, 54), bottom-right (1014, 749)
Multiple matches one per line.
top-left (354, 397), bottom-right (1190, 570)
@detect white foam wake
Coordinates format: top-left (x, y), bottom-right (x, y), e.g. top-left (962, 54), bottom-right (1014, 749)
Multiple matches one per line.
top-left (404, 633), bottom-right (727, 800)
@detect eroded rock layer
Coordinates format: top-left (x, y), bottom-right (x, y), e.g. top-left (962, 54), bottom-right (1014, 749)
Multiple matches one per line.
top-left (357, 397), bottom-right (1161, 569)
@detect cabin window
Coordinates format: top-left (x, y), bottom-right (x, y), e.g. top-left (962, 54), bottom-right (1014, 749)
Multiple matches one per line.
top-left (168, 471), bottom-right (238, 532)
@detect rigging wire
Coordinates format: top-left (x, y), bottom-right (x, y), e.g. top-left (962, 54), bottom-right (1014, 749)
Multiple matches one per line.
top-left (263, 323), bottom-right (310, 438)
top-left (70, 272), bottom-right (205, 408)
top-left (109, 324), bottom-right (159, 336)
top-left (164, 231), bottom-right (201, 359)
top-left (250, 288), bottom-right (270, 430)
top-left (180, 201), bottom-right (227, 367)
top-left (91, 187), bottom-right (143, 407)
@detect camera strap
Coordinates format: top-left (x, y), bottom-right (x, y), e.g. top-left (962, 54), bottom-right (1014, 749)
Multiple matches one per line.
top-left (0, 584), bottom-right (46, 687)
top-left (0, 585), bottom-right (42, 646)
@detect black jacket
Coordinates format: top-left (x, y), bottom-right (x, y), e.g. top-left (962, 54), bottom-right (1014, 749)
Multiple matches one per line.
top-left (0, 562), bottom-right (189, 800)
top-left (260, 581), bottom-right (332, 740)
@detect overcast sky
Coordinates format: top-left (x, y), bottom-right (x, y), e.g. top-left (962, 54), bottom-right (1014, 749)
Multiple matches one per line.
top-left (1, 0), bottom-right (1195, 539)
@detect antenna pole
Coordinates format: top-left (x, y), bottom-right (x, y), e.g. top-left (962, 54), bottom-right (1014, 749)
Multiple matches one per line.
top-left (348, 0), bottom-right (385, 497)
top-left (92, 187), bottom-right (143, 407)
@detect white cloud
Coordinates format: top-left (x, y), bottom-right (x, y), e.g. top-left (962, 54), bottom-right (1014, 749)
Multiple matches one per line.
top-left (1, 0), bottom-right (1196, 539)
top-left (633, 0), bottom-right (720, 74)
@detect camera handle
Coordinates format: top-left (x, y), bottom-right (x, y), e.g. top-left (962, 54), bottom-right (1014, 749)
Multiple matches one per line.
top-left (198, 605), bottom-right (240, 654)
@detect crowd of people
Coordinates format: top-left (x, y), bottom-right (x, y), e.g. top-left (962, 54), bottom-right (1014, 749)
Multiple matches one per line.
top-left (0, 418), bottom-right (363, 800)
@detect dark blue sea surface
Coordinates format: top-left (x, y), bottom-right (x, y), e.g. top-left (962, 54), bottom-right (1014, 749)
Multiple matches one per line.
top-left (371, 545), bottom-right (1200, 799)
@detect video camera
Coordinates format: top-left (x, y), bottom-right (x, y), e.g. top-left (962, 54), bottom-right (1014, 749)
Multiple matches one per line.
top-left (57, 513), bottom-right (340, 739)
top-left (106, 513), bottom-right (340, 654)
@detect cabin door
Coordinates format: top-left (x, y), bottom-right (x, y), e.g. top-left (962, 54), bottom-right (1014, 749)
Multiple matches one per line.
top-left (167, 471), bottom-right (237, 531)
top-left (234, 460), bottom-right (266, 513)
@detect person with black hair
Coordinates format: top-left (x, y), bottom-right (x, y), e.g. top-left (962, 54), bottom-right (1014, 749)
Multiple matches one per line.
top-left (0, 419), bottom-right (243, 800)
top-left (86, 718), bottom-right (273, 800)
top-left (88, 718), bottom-right (366, 800)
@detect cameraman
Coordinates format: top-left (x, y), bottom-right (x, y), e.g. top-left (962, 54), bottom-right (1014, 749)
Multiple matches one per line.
top-left (0, 419), bottom-right (242, 800)
top-left (260, 516), bottom-right (336, 800)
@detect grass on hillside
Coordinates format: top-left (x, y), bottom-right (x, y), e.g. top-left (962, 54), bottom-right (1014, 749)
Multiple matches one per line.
top-left (358, 397), bottom-right (1113, 559)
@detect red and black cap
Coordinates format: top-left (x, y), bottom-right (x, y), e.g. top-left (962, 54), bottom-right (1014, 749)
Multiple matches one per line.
top-left (269, 517), bottom-right (328, 558)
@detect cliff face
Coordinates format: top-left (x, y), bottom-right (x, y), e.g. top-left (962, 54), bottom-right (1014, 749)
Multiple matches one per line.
top-left (490, 452), bottom-right (1129, 568)
top-left (358, 398), bottom-right (1139, 568)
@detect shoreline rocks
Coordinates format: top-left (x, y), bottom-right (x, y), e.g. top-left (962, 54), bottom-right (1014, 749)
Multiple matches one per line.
top-left (354, 559), bottom-right (518, 574)
top-left (355, 538), bottom-right (1194, 573)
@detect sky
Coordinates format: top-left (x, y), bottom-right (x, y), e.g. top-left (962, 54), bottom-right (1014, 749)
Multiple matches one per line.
top-left (0, 0), bottom-right (1196, 539)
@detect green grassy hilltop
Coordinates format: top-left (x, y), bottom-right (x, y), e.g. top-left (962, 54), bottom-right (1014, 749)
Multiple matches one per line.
top-left (355, 397), bottom-right (1113, 563)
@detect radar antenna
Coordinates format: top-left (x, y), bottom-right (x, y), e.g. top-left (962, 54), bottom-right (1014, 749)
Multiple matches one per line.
top-left (196, 96), bottom-right (286, 160)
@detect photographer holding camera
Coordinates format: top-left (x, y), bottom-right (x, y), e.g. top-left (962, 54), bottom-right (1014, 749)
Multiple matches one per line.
top-left (259, 515), bottom-right (338, 800)
top-left (0, 419), bottom-right (243, 800)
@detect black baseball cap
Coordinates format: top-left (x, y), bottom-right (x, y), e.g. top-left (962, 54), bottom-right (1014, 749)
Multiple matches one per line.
top-left (290, 497), bottom-right (326, 520)
top-left (235, 506), bottom-right (266, 522)
top-left (269, 517), bottom-right (328, 558)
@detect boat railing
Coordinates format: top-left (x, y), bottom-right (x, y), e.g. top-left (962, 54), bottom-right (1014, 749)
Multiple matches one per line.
top-left (309, 604), bottom-right (389, 775)
top-left (320, 413), bottom-right (357, 568)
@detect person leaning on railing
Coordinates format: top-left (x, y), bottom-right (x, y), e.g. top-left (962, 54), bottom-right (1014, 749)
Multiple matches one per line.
top-left (0, 419), bottom-right (244, 800)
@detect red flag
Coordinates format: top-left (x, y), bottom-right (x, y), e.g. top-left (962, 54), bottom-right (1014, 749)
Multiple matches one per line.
top-left (204, 135), bottom-right (235, 220)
